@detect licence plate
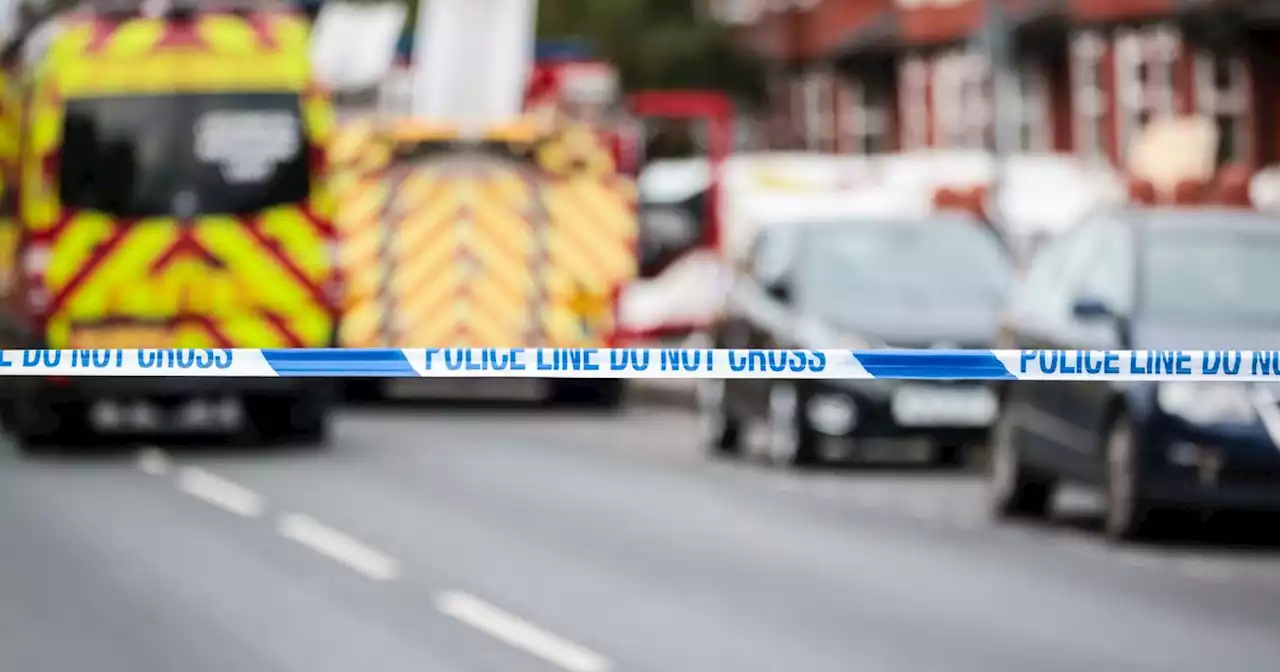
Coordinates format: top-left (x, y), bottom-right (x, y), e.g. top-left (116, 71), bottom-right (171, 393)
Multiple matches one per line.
top-left (70, 325), bottom-right (175, 349)
top-left (890, 386), bottom-right (997, 427)
top-left (90, 399), bottom-right (243, 432)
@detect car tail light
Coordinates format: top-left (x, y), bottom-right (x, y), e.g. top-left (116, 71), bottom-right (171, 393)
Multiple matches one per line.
top-left (23, 244), bottom-right (49, 275)
top-left (22, 243), bottom-right (51, 311)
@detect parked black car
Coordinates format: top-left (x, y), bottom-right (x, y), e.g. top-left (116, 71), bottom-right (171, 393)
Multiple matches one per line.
top-left (698, 213), bottom-right (1014, 468)
top-left (990, 208), bottom-right (1280, 540)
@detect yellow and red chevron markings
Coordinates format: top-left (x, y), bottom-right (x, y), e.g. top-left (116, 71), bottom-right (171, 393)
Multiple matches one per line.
top-left (20, 10), bottom-right (335, 349)
top-left (42, 211), bottom-right (334, 349)
top-left (333, 126), bottom-right (638, 349)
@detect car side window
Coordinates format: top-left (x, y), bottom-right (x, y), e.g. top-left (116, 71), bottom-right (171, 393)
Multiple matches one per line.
top-left (1070, 222), bottom-right (1134, 315)
top-left (1009, 225), bottom-right (1081, 323)
top-left (749, 227), bottom-right (797, 289)
top-left (1028, 217), bottom-right (1126, 323)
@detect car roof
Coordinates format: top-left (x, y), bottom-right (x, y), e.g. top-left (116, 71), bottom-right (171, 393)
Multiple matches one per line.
top-left (1114, 207), bottom-right (1280, 234)
top-left (756, 211), bottom-right (986, 236)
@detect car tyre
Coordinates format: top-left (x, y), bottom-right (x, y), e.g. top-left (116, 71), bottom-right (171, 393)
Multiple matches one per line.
top-left (10, 425), bottom-right (57, 457)
top-left (765, 383), bottom-right (819, 468)
top-left (254, 391), bottom-right (332, 449)
top-left (697, 378), bottom-right (741, 456)
top-left (989, 409), bottom-right (1054, 519)
top-left (1103, 412), bottom-right (1158, 542)
top-left (552, 380), bottom-right (624, 410)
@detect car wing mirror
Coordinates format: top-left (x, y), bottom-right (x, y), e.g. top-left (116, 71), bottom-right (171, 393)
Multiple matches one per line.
top-left (764, 280), bottom-right (790, 302)
top-left (1071, 296), bottom-right (1113, 320)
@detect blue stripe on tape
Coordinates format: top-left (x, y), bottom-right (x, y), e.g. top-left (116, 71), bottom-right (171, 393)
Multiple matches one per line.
top-left (853, 350), bottom-right (1016, 380)
top-left (261, 348), bottom-right (418, 376)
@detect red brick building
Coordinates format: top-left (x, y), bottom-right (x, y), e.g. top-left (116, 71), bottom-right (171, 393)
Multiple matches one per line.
top-left (711, 0), bottom-right (1280, 172)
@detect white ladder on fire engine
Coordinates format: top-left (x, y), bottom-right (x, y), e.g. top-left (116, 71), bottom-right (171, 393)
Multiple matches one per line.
top-left (311, 0), bottom-right (537, 129)
top-left (411, 0), bottom-right (537, 133)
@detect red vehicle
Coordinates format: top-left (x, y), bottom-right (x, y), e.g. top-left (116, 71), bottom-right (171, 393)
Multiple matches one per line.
top-left (520, 46), bottom-right (737, 345)
top-left (614, 91), bottom-right (735, 345)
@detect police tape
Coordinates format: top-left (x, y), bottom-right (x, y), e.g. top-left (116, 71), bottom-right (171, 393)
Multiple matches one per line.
top-left (0, 348), bottom-right (1277, 380)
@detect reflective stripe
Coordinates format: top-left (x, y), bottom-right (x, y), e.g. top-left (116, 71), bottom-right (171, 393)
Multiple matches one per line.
top-left (22, 12), bottom-right (335, 349)
top-left (334, 122), bottom-right (638, 349)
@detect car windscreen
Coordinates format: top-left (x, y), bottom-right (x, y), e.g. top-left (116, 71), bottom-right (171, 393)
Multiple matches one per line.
top-left (792, 219), bottom-right (1013, 318)
top-left (59, 92), bottom-right (309, 218)
top-left (1142, 227), bottom-right (1280, 327)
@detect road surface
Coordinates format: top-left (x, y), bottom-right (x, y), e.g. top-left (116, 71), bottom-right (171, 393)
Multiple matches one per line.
top-left (3, 405), bottom-right (1279, 672)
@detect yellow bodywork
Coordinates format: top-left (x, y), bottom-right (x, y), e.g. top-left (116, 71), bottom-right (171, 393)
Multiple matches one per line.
top-left (0, 69), bottom-right (19, 301)
top-left (331, 118), bottom-right (637, 348)
top-left (10, 11), bottom-right (336, 349)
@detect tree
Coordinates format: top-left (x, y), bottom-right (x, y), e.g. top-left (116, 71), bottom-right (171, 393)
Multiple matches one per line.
top-left (537, 0), bottom-right (765, 104)
top-left (390, 0), bottom-right (765, 105)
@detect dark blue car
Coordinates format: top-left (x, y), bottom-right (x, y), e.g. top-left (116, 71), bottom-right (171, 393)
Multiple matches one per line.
top-left (991, 208), bottom-right (1280, 540)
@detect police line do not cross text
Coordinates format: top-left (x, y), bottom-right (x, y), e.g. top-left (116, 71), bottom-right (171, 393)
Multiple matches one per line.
top-left (3, 348), bottom-right (1280, 380)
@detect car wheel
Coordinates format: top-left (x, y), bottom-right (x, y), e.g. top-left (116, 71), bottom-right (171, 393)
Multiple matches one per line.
top-left (1103, 412), bottom-right (1156, 542)
top-left (765, 383), bottom-right (818, 468)
top-left (697, 378), bottom-right (741, 456)
top-left (254, 392), bottom-right (331, 448)
top-left (552, 380), bottom-right (625, 410)
top-left (989, 409), bottom-right (1054, 519)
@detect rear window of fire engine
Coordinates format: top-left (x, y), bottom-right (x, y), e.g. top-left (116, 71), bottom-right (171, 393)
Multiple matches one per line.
top-left (59, 92), bottom-right (310, 217)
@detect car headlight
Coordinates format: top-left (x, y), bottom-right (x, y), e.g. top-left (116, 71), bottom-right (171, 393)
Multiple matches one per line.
top-left (807, 394), bottom-right (857, 435)
top-left (642, 207), bottom-right (697, 248)
top-left (1157, 382), bottom-right (1257, 425)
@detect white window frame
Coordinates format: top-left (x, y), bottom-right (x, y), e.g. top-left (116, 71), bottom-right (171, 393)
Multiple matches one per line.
top-left (900, 56), bottom-right (929, 149)
top-left (837, 76), bottom-right (890, 154)
top-left (933, 49), bottom-right (990, 149)
top-left (961, 52), bottom-right (992, 148)
top-left (1071, 31), bottom-right (1107, 160)
top-left (788, 75), bottom-right (806, 146)
top-left (1194, 51), bottom-right (1252, 164)
top-left (933, 51), bottom-right (964, 147)
top-left (1114, 25), bottom-right (1180, 158)
top-left (801, 69), bottom-right (834, 151)
top-left (1012, 63), bottom-right (1048, 151)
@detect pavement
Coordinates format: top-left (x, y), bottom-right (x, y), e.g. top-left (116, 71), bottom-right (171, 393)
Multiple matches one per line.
top-left (3, 404), bottom-right (1280, 672)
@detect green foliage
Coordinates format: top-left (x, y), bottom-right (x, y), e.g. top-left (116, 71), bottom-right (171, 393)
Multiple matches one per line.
top-left (388, 0), bottom-right (765, 104)
top-left (537, 0), bottom-right (765, 104)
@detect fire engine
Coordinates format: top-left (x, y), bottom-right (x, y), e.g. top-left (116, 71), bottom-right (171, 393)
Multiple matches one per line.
top-left (312, 0), bottom-right (734, 405)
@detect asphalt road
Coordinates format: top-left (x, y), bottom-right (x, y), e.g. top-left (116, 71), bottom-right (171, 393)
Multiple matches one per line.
top-left (3, 404), bottom-right (1280, 672)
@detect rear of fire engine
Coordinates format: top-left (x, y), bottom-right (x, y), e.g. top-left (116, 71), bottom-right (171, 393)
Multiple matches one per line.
top-left (0, 0), bottom-right (340, 448)
top-left (323, 0), bottom-right (637, 405)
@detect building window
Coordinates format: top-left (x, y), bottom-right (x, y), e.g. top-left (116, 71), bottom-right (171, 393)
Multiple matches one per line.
top-left (900, 56), bottom-right (929, 149)
top-left (933, 49), bottom-right (990, 149)
top-left (1013, 63), bottom-right (1047, 151)
top-left (837, 76), bottom-right (890, 154)
top-left (801, 69), bottom-right (834, 151)
top-left (1115, 25), bottom-right (1179, 157)
top-left (1070, 31), bottom-right (1107, 160)
top-left (788, 76), bottom-right (806, 148)
top-left (1195, 52), bottom-right (1251, 165)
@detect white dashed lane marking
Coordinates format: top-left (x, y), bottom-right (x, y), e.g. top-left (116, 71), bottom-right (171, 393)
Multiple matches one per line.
top-left (278, 513), bottom-right (400, 581)
top-left (436, 591), bottom-right (612, 672)
top-left (177, 467), bottom-right (264, 518)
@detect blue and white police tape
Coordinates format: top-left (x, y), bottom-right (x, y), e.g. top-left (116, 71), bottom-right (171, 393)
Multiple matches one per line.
top-left (2, 348), bottom-right (1280, 380)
